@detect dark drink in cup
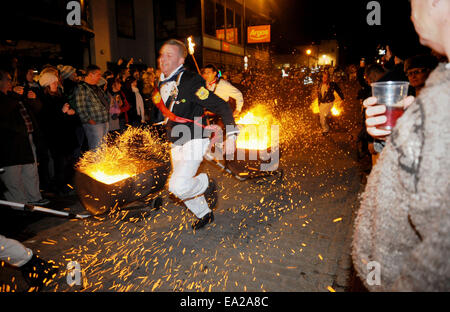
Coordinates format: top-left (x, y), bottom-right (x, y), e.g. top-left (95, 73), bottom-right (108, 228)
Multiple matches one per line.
top-left (378, 105), bottom-right (404, 130)
top-left (371, 81), bottom-right (409, 132)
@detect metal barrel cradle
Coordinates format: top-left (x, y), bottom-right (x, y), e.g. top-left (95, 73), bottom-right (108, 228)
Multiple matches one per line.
top-left (74, 160), bottom-right (170, 216)
top-left (206, 146), bottom-right (283, 184)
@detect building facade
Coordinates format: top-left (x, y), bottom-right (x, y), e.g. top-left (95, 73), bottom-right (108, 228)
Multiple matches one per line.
top-left (154, 0), bottom-right (273, 75)
top-left (0, 0), bottom-right (156, 72)
top-left (0, 0), bottom-right (94, 70)
top-left (89, 0), bottom-right (156, 71)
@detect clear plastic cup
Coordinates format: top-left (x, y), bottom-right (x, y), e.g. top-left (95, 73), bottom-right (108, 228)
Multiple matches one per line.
top-left (371, 81), bottom-right (409, 131)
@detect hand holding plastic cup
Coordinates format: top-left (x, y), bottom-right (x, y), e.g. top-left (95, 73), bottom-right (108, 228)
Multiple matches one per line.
top-left (370, 81), bottom-right (409, 131)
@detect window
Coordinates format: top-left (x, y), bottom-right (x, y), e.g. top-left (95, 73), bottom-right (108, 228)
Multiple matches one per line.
top-left (159, 0), bottom-right (177, 20)
top-left (216, 2), bottom-right (225, 34)
top-left (226, 8), bottom-right (233, 28)
top-left (204, 0), bottom-right (215, 36)
top-left (185, 0), bottom-right (200, 19)
top-left (235, 13), bottom-right (242, 45)
top-left (116, 0), bottom-right (136, 39)
top-left (226, 7), bottom-right (235, 43)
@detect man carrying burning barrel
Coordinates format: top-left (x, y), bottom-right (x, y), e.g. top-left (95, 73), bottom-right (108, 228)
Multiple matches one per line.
top-left (153, 39), bottom-right (239, 230)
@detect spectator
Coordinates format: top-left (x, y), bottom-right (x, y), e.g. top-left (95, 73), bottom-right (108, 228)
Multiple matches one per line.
top-left (404, 54), bottom-right (438, 96)
top-left (357, 58), bottom-right (369, 93)
top-left (9, 57), bottom-right (19, 87)
top-left (20, 67), bottom-right (41, 97)
top-left (74, 65), bottom-right (110, 150)
top-left (40, 65), bottom-right (60, 82)
top-left (356, 64), bottom-right (387, 160)
top-left (141, 69), bottom-right (155, 95)
top-left (0, 69), bottom-right (49, 206)
top-left (39, 72), bottom-right (78, 195)
top-left (141, 69), bottom-right (156, 123)
top-left (352, 0), bottom-right (450, 291)
top-left (123, 76), bottom-right (145, 126)
top-left (106, 77), bottom-right (125, 132)
top-left (59, 65), bottom-right (85, 161)
top-left (379, 44), bottom-right (408, 82)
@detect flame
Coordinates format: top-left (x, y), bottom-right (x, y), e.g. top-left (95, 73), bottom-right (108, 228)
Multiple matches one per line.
top-left (87, 171), bottom-right (132, 185)
top-left (187, 36), bottom-right (195, 55)
top-left (310, 92), bottom-right (343, 117)
top-left (235, 104), bottom-right (278, 150)
top-left (77, 127), bottom-right (168, 185)
top-left (331, 105), bottom-right (341, 116)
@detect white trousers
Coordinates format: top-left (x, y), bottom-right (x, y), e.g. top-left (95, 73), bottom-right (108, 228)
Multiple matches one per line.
top-left (319, 102), bottom-right (333, 132)
top-left (168, 139), bottom-right (211, 218)
top-left (0, 234), bottom-right (33, 267)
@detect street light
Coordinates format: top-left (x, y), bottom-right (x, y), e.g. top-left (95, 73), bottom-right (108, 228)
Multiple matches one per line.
top-left (306, 49), bottom-right (311, 68)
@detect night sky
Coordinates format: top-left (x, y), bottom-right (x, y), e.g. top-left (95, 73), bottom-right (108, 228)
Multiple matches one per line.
top-left (270, 0), bottom-right (427, 63)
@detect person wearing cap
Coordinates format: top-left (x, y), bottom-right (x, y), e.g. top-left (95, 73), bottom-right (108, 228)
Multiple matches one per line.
top-left (59, 65), bottom-right (77, 82)
top-left (59, 65), bottom-right (78, 99)
top-left (0, 69), bottom-right (49, 206)
top-left (404, 54), bottom-right (438, 96)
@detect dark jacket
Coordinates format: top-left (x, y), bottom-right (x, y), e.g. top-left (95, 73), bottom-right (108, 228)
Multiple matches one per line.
top-left (40, 92), bottom-right (79, 154)
top-left (0, 92), bottom-right (40, 167)
top-left (154, 70), bottom-right (237, 145)
top-left (122, 87), bottom-right (139, 124)
top-left (318, 81), bottom-right (345, 104)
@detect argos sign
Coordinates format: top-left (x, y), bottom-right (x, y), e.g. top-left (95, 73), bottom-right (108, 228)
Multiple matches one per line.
top-left (247, 25), bottom-right (271, 44)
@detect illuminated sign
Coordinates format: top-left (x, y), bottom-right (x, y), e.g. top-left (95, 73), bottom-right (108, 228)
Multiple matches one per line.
top-left (216, 28), bottom-right (238, 44)
top-left (222, 41), bottom-right (230, 52)
top-left (247, 25), bottom-right (271, 44)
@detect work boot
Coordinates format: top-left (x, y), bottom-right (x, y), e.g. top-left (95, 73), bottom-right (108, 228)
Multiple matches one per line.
top-left (192, 212), bottom-right (214, 230)
top-left (20, 254), bottom-right (59, 289)
top-left (204, 178), bottom-right (218, 210)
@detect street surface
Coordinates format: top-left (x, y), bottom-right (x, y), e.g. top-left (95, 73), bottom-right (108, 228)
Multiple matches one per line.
top-left (0, 80), bottom-right (371, 292)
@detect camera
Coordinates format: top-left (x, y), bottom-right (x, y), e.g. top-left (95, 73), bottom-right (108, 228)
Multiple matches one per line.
top-left (111, 113), bottom-right (118, 120)
top-left (377, 44), bottom-right (386, 56)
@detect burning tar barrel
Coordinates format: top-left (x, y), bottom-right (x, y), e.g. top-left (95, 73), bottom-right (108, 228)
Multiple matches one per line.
top-left (74, 127), bottom-right (171, 215)
top-left (226, 105), bottom-right (282, 180)
top-left (75, 160), bottom-right (169, 215)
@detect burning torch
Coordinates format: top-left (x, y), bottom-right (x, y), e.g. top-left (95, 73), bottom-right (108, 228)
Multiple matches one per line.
top-left (187, 36), bottom-right (201, 74)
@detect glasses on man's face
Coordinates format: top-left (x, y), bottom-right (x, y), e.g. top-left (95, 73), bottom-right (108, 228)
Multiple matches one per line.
top-left (406, 68), bottom-right (427, 77)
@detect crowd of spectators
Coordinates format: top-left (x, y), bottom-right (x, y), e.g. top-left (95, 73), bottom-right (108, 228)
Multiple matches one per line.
top-left (0, 57), bottom-right (161, 203)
